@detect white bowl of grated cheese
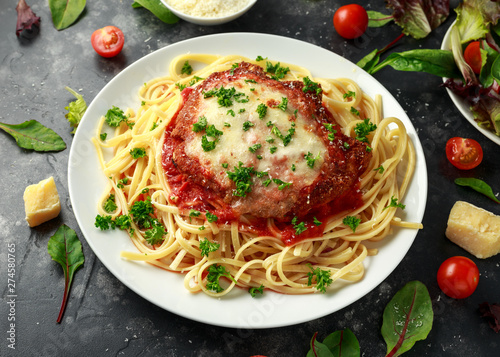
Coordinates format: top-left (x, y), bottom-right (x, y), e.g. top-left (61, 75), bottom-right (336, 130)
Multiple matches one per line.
top-left (161, 0), bottom-right (257, 25)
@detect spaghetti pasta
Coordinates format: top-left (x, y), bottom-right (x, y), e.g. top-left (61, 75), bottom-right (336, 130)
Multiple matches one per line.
top-left (92, 54), bottom-right (422, 297)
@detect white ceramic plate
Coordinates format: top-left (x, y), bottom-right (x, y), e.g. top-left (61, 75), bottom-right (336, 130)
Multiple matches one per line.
top-left (68, 33), bottom-right (427, 329)
top-left (441, 22), bottom-right (500, 145)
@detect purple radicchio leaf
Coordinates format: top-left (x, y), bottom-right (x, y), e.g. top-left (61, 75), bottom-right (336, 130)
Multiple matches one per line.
top-left (386, 0), bottom-right (449, 39)
top-left (15, 0), bottom-right (40, 37)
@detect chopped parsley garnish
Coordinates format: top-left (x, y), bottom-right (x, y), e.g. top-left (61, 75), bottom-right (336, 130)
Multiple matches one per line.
top-left (350, 106), bottom-right (360, 116)
top-left (278, 97), bottom-right (288, 111)
top-left (249, 284), bottom-right (264, 298)
top-left (206, 125), bottom-right (223, 137)
top-left (273, 178), bottom-right (292, 190)
top-left (304, 152), bottom-right (321, 169)
top-left (192, 116), bottom-right (208, 132)
top-left (271, 122), bottom-right (295, 146)
top-left (230, 63), bottom-right (239, 75)
top-left (201, 136), bottom-right (217, 152)
top-left (313, 217), bottom-right (322, 226)
top-left (105, 106), bottom-right (128, 127)
top-left (374, 165), bottom-right (385, 174)
top-left (222, 163), bottom-right (229, 168)
top-left (100, 133), bottom-right (107, 141)
top-left (265, 61), bottom-right (290, 80)
top-left (141, 101), bottom-right (146, 106)
top-left (354, 118), bottom-right (377, 143)
top-left (257, 155), bottom-right (263, 160)
top-left (306, 263), bottom-right (332, 293)
top-left (265, 136), bottom-right (275, 143)
top-left (224, 122), bottom-right (231, 127)
top-left (130, 148), bottom-right (147, 159)
top-left (189, 209), bottom-right (201, 218)
top-left (151, 121), bottom-right (159, 131)
top-left (343, 216), bottom-right (361, 232)
top-left (114, 214), bottom-right (133, 231)
top-left (227, 162), bottom-right (256, 197)
top-left (227, 109), bottom-right (235, 117)
top-left (206, 264), bottom-right (236, 293)
top-left (188, 76), bottom-right (204, 86)
top-left (255, 171), bottom-right (268, 178)
top-left (291, 164), bottom-right (296, 171)
top-left (256, 103), bottom-right (268, 119)
top-left (343, 91), bottom-right (356, 100)
top-left (198, 226), bottom-right (205, 231)
top-left (244, 79), bottom-right (257, 84)
top-left (263, 178), bottom-right (272, 187)
top-left (266, 120), bottom-right (273, 127)
top-left (323, 122), bottom-right (337, 141)
top-left (343, 142), bottom-right (350, 150)
top-left (116, 178), bottom-right (129, 189)
top-left (181, 60), bottom-right (193, 75)
top-left (203, 86), bottom-right (248, 107)
top-left (256, 55), bottom-right (267, 61)
top-left (292, 216), bottom-right (307, 235)
top-left (243, 121), bottom-right (255, 131)
top-left (95, 214), bottom-right (113, 230)
top-left (175, 83), bottom-right (187, 91)
top-left (302, 77), bottom-right (322, 95)
top-left (239, 108), bottom-right (246, 113)
top-left (199, 238), bottom-right (220, 257)
top-left (130, 197), bottom-right (155, 228)
top-left (248, 144), bottom-right (262, 153)
top-left (205, 211), bottom-right (218, 223)
top-left (104, 194), bottom-right (117, 213)
top-left (144, 220), bottom-right (166, 245)
top-left (384, 196), bottom-right (406, 211)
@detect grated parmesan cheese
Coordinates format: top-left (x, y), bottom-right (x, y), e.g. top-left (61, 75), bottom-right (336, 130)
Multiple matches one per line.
top-left (166, 0), bottom-right (250, 18)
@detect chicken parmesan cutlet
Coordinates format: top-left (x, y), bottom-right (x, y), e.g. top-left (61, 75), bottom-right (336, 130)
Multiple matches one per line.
top-left (162, 62), bottom-right (371, 221)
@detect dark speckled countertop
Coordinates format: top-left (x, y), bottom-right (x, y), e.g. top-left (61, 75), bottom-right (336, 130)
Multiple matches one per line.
top-left (1, 1), bottom-right (499, 356)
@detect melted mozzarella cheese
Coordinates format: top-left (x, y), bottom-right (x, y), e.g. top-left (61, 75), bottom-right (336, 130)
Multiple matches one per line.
top-left (184, 79), bottom-right (326, 189)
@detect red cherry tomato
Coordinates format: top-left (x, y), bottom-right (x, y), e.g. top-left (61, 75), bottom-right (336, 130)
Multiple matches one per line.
top-left (437, 256), bottom-right (479, 299)
top-left (333, 4), bottom-right (368, 39)
top-left (91, 26), bottom-right (124, 58)
top-left (464, 41), bottom-right (482, 74)
top-left (445, 137), bottom-right (483, 170)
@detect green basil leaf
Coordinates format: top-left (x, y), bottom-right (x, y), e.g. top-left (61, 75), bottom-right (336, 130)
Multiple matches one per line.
top-left (357, 48), bottom-right (381, 73)
top-left (49, 0), bottom-right (86, 30)
top-left (48, 225), bottom-right (85, 323)
top-left (322, 329), bottom-right (360, 357)
top-left (132, 0), bottom-right (179, 24)
top-left (370, 49), bottom-right (462, 78)
top-left (382, 281), bottom-right (433, 357)
top-left (367, 11), bottom-right (394, 28)
top-left (455, 178), bottom-right (500, 203)
top-left (0, 120), bottom-right (66, 152)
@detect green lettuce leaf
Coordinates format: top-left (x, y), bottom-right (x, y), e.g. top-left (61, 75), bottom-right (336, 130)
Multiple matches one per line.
top-left (386, 0), bottom-right (450, 39)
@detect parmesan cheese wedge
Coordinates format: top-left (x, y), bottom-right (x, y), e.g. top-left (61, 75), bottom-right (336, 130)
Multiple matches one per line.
top-left (23, 176), bottom-right (61, 227)
top-left (445, 201), bottom-right (500, 259)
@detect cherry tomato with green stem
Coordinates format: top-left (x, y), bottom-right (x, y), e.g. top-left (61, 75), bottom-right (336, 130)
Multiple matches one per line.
top-left (91, 26), bottom-right (125, 58)
top-left (333, 4), bottom-right (368, 40)
top-left (464, 41), bottom-right (482, 74)
top-left (437, 256), bottom-right (479, 299)
top-left (445, 137), bottom-right (483, 170)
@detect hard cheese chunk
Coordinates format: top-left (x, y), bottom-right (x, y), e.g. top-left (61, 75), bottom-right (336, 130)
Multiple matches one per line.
top-left (24, 176), bottom-right (61, 227)
top-left (445, 201), bottom-right (500, 259)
